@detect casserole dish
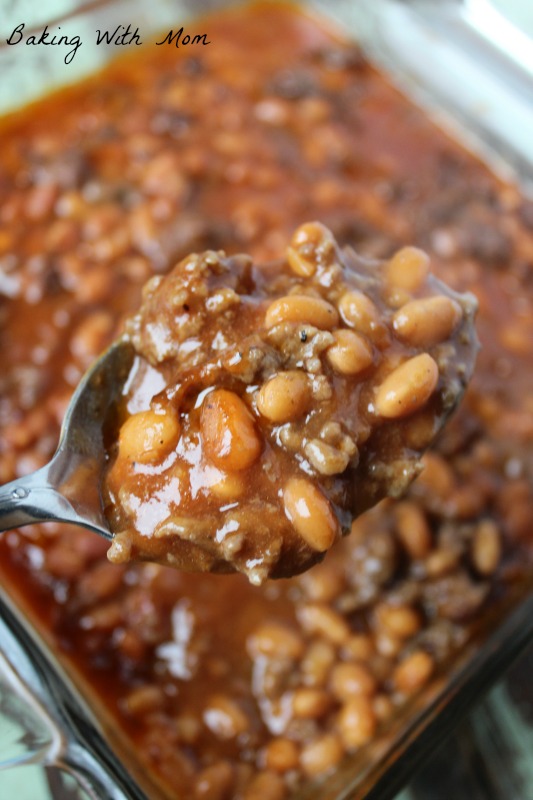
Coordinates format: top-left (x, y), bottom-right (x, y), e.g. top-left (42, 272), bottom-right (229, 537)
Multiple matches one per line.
top-left (1, 1), bottom-right (532, 798)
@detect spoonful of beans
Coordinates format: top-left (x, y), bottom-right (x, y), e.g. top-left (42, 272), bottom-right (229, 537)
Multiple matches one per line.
top-left (0, 223), bottom-right (478, 584)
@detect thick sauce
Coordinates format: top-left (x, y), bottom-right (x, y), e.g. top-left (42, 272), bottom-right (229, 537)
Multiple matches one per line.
top-left (1, 4), bottom-right (533, 799)
top-left (103, 225), bottom-right (476, 584)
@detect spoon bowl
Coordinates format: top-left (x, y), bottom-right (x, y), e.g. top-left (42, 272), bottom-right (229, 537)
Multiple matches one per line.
top-left (0, 338), bottom-right (135, 537)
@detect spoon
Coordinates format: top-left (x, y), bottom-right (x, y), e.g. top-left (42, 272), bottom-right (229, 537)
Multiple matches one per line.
top-left (0, 338), bottom-right (135, 537)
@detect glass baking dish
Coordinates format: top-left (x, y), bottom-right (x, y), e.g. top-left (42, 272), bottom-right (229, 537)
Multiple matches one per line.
top-left (1, 1), bottom-right (532, 798)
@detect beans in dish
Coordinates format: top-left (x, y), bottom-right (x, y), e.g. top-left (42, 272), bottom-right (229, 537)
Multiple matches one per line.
top-left (0, 4), bottom-right (532, 798)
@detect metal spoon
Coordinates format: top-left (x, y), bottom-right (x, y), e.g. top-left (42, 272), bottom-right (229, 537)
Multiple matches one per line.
top-left (0, 338), bottom-right (135, 537)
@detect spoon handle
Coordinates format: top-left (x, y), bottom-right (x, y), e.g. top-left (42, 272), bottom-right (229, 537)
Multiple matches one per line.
top-left (0, 466), bottom-right (96, 536)
top-left (0, 467), bottom-right (67, 532)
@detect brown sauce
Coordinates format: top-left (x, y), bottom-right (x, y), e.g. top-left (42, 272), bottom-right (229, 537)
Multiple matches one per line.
top-left (103, 225), bottom-right (476, 584)
top-left (0, 4), bottom-right (533, 798)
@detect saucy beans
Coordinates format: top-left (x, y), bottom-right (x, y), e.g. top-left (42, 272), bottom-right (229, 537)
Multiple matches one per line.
top-left (299, 733), bottom-right (344, 778)
top-left (103, 224), bottom-right (476, 583)
top-left (118, 409), bottom-right (180, 463)
top-left (283, 478), bottom-right (339, 552)
top-left (374, 354), bottom-right (439, 419)
top-left (392, 296), bottom-right (462, 348)
top-left (338, 290), bottom-right (389, 345)
top-left (326, 329), bottom-right (374, 376)
top-left (385, 246), bottom-right (430, 293)
top-left (265, 295), bottom-right (339, 330)
top-left (201, 389), bottom-right (262, 471)
top-left (1, 4), bottom-right (533, 799)
top-left (393, 650), bottom-right (435, 695)
top-left (256, 370), bottom-right (312, 422)
top-left (337, 696), bottom-right (377, 750)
